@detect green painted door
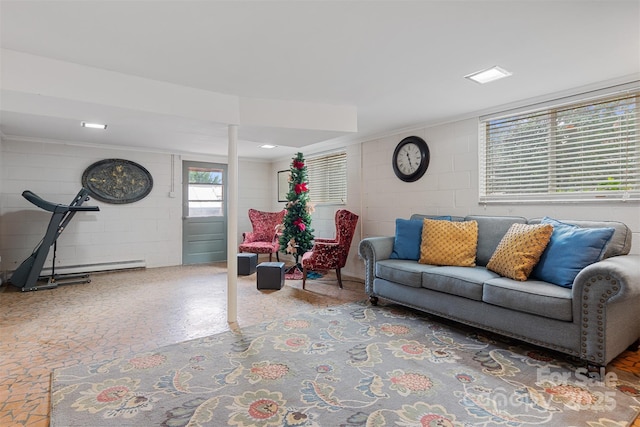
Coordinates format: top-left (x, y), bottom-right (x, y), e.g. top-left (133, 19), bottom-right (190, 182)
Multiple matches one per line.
top-left (182, 161), bottom-right (227, 264)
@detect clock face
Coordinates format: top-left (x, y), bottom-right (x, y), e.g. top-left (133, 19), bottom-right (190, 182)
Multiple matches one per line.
top-left (392, 136), bottom-right (430, 182)
top-left (395, 142), bottom-right (422, 175)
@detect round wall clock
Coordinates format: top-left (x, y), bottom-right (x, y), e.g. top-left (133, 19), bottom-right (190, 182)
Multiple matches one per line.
top-left (82, 159), bottom-right (153, 204)
top-left (392, 136), bottom-right (430, 182)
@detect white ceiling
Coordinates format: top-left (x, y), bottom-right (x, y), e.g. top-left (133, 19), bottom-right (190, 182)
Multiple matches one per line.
top-left (1, 1), bottom-right (639, 160)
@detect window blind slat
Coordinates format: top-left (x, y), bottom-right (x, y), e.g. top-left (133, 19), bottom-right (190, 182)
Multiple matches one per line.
top-left (480, 90), bottom-right (640, 202)
top-left (306, 151), bottom-right (347, 204)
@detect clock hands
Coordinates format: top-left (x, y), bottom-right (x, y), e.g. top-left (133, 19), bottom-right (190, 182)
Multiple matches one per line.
top-left (406, 148), bottom-right (418, 169)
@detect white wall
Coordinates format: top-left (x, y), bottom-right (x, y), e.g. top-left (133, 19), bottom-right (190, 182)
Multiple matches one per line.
top-left (360, 118), bottom-right (640, 257)
top-left (238, 159), bottom-right (274, 239)
top-left (0, 139), bottom-right (272, 279)
top-left (2, 113), bottom-right (637, 284)
top-left (268, 113), bottom-right (639, 284)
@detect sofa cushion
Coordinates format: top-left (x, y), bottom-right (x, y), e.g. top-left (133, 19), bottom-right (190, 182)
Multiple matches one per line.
top-left (466, 215), bottom-right (528, 266)
top-left (390, 216), bottom-right (452, 260)
top-left (486, 223), bottom-right (553, 281)
top-left (531, 217), bottom-right (615, 288)
top-left (483, 277), bottom-right (573, 321)
top-left (422, 266), bottom-right (500, 301)
top-left (528, 218), bottom-right (631, 259)
top-left (376, 259), bottom-right (438, 288)
top-left (419, 219), bottom-right (478, 267)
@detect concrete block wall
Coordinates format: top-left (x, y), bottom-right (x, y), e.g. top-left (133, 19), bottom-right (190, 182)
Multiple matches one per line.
top-left (360, 117), bottom-right (640, 257)
top-left (2, 113), bottom-right (637, 284)
top-left (0, 139), bottom-right (273, 279)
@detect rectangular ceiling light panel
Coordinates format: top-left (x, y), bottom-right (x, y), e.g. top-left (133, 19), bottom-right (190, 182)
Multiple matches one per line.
top-left (81, 121), bottom-right (107, 130)
top-left (465, 66), bottom-right (512, 84)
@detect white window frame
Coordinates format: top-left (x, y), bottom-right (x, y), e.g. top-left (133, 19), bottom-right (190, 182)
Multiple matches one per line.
top-left (306, 150), bottom-right (347, 205)
top-left (479, 84), bottom-right (640, 204)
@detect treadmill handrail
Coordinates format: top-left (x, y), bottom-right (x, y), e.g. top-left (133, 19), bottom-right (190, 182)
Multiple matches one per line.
top-left (22, 191), bottom-right (69, 213)
top-left (22, 190), bottom-right (100, 213)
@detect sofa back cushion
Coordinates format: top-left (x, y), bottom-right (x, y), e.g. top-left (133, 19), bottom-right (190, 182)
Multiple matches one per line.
top-left (465, 215), bottom-right (528, 266)
top-left (528, 218), bottom-right (631, 258)
top-left (410, 214), bottom-right (465, 222)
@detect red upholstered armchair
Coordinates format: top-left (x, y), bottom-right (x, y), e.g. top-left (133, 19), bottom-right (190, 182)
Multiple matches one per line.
top-left (238, 209), bottom-right (286, 262)
top-left (301, 209), bottom-right (359, 289)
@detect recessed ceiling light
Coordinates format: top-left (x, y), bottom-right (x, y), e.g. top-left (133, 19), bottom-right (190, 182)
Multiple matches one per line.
top-left (81, 121), bottom-right (107, 130)
top-left (260, 144), bottom-right (277, 149)
top-left (465, 66), bottom-right (512, 84)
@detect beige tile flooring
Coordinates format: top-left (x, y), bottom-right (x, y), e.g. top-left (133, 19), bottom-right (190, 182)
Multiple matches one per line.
top-left (0, 262), bottom-right (367, 426)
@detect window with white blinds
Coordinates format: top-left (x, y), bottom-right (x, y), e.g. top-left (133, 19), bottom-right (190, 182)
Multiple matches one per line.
top-left (307, 151), bottom-right (347, 204)
top-left (479, 90), bottom-right (640, 203)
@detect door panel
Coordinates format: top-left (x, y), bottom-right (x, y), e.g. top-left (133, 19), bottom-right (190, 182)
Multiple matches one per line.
top-left (182, 161), bottom-right (227, 264)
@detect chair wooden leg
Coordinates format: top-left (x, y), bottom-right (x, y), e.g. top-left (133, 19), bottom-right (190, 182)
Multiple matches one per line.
top-left (336, 268), bottom-right (343, 288)
top-left (276, 251), bottom-right (280, 262)
top-left (302, 266), bottom-right (307, 289)
top-left (268, 253), bottom-right (272, 262)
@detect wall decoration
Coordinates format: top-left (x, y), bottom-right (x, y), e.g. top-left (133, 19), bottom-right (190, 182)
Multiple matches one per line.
top-left (392, 135), bottom-right (430, 182)
top-left (277, 170), bottom-right (289, 202)
top-left (82, 159), bottom-right (153, 204)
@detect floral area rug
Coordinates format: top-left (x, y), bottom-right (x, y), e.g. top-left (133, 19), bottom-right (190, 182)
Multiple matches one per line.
top-left (284, 266), bottom-right (322, 281)
top-left (50, 302), bottom-right (640, 426)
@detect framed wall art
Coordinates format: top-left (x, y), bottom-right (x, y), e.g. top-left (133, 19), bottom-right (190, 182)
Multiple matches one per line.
top-left (278, 170), bottom-right (289, 202)
top-left (82, 158), bottom-right (153, 204)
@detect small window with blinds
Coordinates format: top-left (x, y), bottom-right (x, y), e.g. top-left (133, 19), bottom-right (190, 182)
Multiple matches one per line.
top-left (307, 151), bottom-right (347, 204)
top-left (479, 89), bottom-right (640, 203)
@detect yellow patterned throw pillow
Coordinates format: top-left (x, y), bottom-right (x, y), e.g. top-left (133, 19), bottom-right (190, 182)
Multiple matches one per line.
top-left (486, 223), bottom-right (554, 281)
top-left (419, 219), bottom-right (478, 267)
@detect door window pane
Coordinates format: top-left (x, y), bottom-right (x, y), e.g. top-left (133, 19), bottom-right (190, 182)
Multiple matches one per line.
top-left (188, 168), bottom-right (224, 217)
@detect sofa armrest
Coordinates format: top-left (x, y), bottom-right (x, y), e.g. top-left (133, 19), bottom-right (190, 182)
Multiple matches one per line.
top-left (572, 254), bottom-right (640, 365)
top-left (358, 237), bottom-right (394, 295)
top-left (574, 255), bottom-right (640, 301)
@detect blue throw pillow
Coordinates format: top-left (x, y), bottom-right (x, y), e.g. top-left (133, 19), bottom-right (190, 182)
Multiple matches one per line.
top-left (532, 217), bottom-right (615, 288)
top-left (390, 219), bottom-right (423, 260)
top-left (390, 216), bottom-right (451, 260)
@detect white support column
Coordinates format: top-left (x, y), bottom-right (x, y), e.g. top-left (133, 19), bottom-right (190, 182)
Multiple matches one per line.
top-left (227, 124), bottom-right (239, 323)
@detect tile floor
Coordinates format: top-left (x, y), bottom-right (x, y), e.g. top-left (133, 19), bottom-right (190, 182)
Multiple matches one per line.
top-left (1, 263), bottom-right (638, 426)
top-left (0, 263), bottom-right (367, 426)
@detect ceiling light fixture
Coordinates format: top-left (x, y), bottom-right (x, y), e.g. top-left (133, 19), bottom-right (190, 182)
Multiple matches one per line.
top-left (465, 66), bottom-right (512, 84)
top-left (260, 144), bottom-right (277, 149)
top-left (81, 121), bottom-right (107, 130)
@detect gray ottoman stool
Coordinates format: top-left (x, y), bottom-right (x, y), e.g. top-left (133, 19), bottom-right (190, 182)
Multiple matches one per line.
top-left (257, 262), bottom-right (285, 290)
top-left (237, 253), bottom-right (258, 275)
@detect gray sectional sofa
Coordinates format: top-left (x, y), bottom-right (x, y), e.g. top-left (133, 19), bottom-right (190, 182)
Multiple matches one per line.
top-left (358, 214), bottom-right (640, 368)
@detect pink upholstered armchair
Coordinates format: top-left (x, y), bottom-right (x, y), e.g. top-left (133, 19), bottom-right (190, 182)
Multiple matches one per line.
top-left (238, 209), bottom-right (286, 262)
top-left (301, 209), bottom-right (359, 289)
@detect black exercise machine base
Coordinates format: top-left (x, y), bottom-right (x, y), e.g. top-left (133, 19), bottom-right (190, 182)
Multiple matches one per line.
top-left (20, 273), bottom-right (92, 292)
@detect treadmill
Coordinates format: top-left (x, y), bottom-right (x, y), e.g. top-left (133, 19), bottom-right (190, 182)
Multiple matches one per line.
top-left (9, 188), bottom-right (100, 291)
